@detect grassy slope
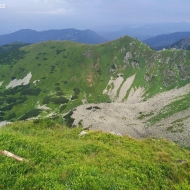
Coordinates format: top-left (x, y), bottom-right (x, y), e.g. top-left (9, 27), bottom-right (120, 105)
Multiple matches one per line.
top-left (0, 37), bottom-right (189, 122)
top-left (0, 120), bottom-right (190, 189)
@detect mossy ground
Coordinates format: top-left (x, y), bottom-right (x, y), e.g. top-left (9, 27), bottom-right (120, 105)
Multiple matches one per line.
top-left (0, 119), bottom-right (190, 189)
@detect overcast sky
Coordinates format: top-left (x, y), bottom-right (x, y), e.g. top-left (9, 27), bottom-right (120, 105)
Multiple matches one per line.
top-left (0, 0), bottom-right (190, 34)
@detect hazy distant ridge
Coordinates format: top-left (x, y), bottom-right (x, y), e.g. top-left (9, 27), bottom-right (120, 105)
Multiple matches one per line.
top-left (169, 36), bottom-right (190, 50)
top-left (0, 29), bottom-right (108, 45)
top-left (143, 31), bottom-right (190, 50)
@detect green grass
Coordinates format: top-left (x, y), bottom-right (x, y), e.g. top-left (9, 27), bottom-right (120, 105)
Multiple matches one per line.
top-left (147, 93), bottom-right (190, 125)
top-left (137, 111), bottom-right (154, 120)
top-left (0, 120), bottom-right (190, 189)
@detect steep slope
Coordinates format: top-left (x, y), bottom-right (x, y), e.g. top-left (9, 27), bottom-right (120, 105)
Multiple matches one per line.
top-left (1, 120), bottom-right (190, 189)
top-left (0, 29), bottom-right (108, 46)
top-left (0, 36), bottom-right (190, 146)
top-left (143, 32), bottom-right (190, 50)
top-left (170, 36), bottom-right (190, 50)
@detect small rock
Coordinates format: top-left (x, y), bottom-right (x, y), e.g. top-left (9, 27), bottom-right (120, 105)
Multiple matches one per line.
top-left (111, 131), bottom-right (122, 136)
top-left (176, 159), bottom-right (186, 164)
top-left (78, 131), bottom-right (88, 136)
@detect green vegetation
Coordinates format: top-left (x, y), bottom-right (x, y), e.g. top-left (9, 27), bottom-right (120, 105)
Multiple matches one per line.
top-left (59, 104), bottom-right (67, 112)
top-left (0, 42), bottom-right (29, 53)
top-left (19, 109), bottom-right (42, 120)
top-left (137, 112), bottom-right (154, 120)
top-left (0, 120), bottom-right (190, 189)
top-left (42, 96), bottom-right (69, 104)
top-left (21, 88), bottom-right (41, 96)
top-left (0, 48), bottom-right (27, 65)
top-left (147, 93), bottom-right (190, 125)
top-left (63, 111), bottom-right (75, 127)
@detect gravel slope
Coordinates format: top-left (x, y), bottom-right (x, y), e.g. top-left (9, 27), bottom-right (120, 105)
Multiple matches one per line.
top-left (71, 75), bottom-right (190, 146)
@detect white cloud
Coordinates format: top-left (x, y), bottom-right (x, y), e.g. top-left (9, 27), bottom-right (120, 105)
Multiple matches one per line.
top-left (44, 8), bottom-right (73, 15)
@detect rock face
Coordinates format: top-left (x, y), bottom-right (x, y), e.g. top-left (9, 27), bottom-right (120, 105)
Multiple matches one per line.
top-left (124, 52), bottom-right (132, 63)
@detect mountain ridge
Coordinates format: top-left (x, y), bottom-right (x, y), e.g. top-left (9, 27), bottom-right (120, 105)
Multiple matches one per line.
top-left (0, 28), bottom-right (108, 46)
top-left (143, 31), bottom-right (190, 50)
top-left (169, 36), bottom-right (190, 50)
top-left (97, 22), bottom-right (190, 41)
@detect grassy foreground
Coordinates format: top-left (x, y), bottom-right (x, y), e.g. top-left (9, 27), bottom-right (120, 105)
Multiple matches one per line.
top-left (0, 119), bottom-right (190, 189)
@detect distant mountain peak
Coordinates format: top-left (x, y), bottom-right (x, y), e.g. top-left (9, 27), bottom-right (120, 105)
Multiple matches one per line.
top-left (143, 31), bottom-right (190, 50)
top-left (0, 28), bottom-right (108, 46)
top-left (169, 36), bottom-right (190, 50)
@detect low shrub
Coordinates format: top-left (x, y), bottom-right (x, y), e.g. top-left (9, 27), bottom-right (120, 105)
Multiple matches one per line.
top-left (63, 111), bottom-right (74, 127)
top-left (42, 96), bottom-right (69, 104)
top-left (73, 87), bottom-right (80, 95)
top-left (51, 97), bottom-right (69, 104)
top-left (19, 109), bottom-right (41, 120)
top-left (60, 104), bottom-right (67, 112)
top-left (11, 77), bottom-right (16, 80)
top-left (5, 97), bottom-right (17, 104)
top-left (56, 91), bottom-right (64, 96)
top-left (6, 113), bottom-right (16, 120)
top-left (55, 87), bottom-right (61, 91)
top-left (21, 88), bottom-right (41, 96)
top-left (71, 94), bottom-right (78, 100)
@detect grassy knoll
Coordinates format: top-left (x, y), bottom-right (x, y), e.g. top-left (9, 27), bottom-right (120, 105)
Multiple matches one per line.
top-left (0, 119), bottom-right (190, 189)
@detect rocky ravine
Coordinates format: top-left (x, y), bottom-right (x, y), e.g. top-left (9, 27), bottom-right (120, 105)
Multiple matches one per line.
top-left (69, 74), bottom-right (190, 146)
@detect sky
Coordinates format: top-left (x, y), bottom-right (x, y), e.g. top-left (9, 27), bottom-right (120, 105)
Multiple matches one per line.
top-left (0, 0), bottom-right (190, 34)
